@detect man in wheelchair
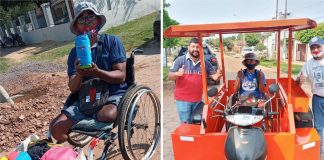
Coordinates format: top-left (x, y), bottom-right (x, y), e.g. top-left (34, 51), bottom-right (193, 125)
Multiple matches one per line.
top-left (233, 52), bottom-right (267, 108)
top-left (49, 2), bottom-right (128, 143)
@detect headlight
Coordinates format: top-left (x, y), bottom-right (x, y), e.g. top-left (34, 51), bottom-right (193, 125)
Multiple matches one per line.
top-left (226, 114), bottom-right (263, 126)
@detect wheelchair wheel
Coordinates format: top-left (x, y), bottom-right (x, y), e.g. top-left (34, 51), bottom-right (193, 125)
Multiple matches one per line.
top-left (118, 85), bottom-right (161, 160)
top-left (67, 132), bottom-right (92, 148)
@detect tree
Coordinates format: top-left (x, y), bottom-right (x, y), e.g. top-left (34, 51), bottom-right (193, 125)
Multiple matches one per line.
top-left (255, 43), bottom-right (266, 51)
top-left (205, 38), bottom-right (220, 47)
top-left (223, 37), bottom-right (235, 51)
top-left (163, 8), bottom-right (179, 48)
top-left (295, 23), bottom-right (324, 43)
top-left (245, 33), bottom-right (260, 47)
top-left (0, 1), bottom-right (41, 25)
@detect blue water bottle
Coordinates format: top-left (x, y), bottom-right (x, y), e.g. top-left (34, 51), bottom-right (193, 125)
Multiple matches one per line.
top-left (75, 34), bottom-right (92, 69)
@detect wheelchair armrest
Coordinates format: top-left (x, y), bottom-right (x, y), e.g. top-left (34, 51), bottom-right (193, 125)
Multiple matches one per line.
top-left (64, 93), bottom-right (78, 107)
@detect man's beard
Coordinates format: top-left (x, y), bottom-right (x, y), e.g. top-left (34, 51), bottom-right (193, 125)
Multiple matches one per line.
top-left (312, 51), bottom-right (324, 59)
top-left (189, 51), bottom-right (199, 58)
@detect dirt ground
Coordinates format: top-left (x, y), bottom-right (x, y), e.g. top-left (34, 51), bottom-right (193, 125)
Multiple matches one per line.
top-left (0, 40), bottom-right (161, 159)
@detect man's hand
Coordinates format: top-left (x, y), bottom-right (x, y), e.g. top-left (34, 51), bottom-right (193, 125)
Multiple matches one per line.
top-left (211, 68), bottom-right (222, 81)
top-left (297, 72), bottom-right (306, 85)
top-left (75, 59), bottom-right (100, 77)
top-left (176, 65), bottom-right (185, 77)
top-left (257, 100), bottom-right (266, 108)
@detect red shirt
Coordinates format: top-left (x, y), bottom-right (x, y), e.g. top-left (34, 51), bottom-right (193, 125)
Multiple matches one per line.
top-left (170, 54), bottom-right (216, 102)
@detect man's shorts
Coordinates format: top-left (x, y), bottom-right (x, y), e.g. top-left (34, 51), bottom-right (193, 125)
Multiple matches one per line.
top-left (62, 94), bottom-right (123, 123)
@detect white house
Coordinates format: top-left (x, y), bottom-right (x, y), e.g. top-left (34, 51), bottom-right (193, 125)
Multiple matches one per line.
top-left (0, 0), bottom-right (159, 44)
top-left (265, 31), bottom-right (312, 62)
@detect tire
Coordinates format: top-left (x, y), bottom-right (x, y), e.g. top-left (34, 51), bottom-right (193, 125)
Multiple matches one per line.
top-left (118, 85), bottom-right (161, 160)
top-left (294, 107), bottom-right (313, 128)
top-left (67, 132), bottom-right (92, 147)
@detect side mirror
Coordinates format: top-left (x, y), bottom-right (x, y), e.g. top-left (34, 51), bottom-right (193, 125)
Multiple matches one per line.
top-left (208, 86), bottom-right (218, 97)
top-left (268, 84), bottom-right (279, 94)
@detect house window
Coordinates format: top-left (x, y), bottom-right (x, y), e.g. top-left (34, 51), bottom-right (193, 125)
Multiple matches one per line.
top-left (51, 0), bottom-right (70, 25)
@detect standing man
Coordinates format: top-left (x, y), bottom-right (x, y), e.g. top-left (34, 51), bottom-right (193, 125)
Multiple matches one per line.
top-left (297, 36), bottom-right (324, 156)
top-left (168, 38), bottom-right (222, 123)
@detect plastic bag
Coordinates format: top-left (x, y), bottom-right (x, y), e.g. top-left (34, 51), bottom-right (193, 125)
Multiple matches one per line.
top-left (16, 135), bottom-right (39, 152)
top-left (75, 148), bottom-right (86, 160)
top-left (40, 146), bottom-right (77, 160)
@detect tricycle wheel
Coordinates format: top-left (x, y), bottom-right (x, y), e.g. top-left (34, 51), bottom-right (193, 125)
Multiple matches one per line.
top-left (118, 85), bottom-right (161, 160)
top-left (294, 107), bottom-right (313, 128)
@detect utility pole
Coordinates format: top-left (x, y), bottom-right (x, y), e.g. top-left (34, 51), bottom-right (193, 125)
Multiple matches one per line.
top-left (276, 0), bottom-right (279, 19)
top-left (274, 0), bottom-right (279, 59)
top-left (285, 0), bottom-right (288, 19)
top-left (283, 0), bottom-right (288, 60)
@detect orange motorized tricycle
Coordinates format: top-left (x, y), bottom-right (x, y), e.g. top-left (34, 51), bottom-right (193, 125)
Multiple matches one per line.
top-left (164, 18), bottom-right (321, 160)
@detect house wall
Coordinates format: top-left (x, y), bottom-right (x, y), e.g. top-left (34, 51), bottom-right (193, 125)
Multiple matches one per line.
top-left (13, 0), bottom-right (159, 44)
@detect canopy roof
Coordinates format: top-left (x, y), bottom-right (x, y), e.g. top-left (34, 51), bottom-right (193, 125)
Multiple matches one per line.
top-left (164, 18), bottom-right (317, 37)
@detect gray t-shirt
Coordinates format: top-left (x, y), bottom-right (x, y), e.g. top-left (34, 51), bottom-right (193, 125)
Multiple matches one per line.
top-left (301, 58), bottom-right (324, 97)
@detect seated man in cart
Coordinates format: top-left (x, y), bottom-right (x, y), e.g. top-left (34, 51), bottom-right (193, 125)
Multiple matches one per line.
top-left (234, 52), bottom-right (267, 107)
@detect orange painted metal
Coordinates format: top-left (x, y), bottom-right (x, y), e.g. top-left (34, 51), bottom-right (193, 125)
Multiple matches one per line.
top-left (165, 18), bottom-right (319, 159)
top-left (172, 125), bottom-right (320, 160)
top-left (198, 34), bottom-right (209, 104)
top-left (279, 78), bottom-right (309, 112)
top-left (295, 128), bottom-right (321, 160)
top-left (288, 29), bottom-right (293, 104)
top-left (219, 34), bottom-right (226, 89)
top-left (164, 18), bottom-right (316, 38)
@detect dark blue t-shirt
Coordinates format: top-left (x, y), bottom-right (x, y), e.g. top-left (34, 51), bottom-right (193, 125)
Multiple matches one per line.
top-left (239, 69), bottom-right (266, 99)
top-left (67, 34), bottom-right (128, 95)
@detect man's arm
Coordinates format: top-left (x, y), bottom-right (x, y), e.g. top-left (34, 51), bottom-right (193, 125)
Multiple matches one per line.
top-left (296, 65), bottom-right (308, 85)
top-left (94, 62), bottom-right (126, 84)
top-left (168, 65), bottom-right (184, 80)
top-left (257, 71), bottom-right (266, 93)
top-left (68, 73), bottom-right (83, 93)
top-left (209, 69), bottom-right (222, 81)
top-left (234, 70), bottom-right (243, 93)
top-left (168, 58), bottom-right (184, 80)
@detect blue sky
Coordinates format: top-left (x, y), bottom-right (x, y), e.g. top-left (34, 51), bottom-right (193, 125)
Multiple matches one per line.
top-left (166, 0), bottom-right (324, 24)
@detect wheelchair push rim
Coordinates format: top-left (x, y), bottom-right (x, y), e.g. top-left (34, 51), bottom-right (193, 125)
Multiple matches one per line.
top-left (118, 85), bottom-right (161, 160)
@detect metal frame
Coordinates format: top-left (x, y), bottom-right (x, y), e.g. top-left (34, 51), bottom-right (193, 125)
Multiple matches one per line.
top-left (164, 18), bottom-right (321, 159)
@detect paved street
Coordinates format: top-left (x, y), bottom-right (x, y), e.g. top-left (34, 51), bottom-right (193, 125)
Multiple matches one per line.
top-left (163, 54), bottom-right (314, 160)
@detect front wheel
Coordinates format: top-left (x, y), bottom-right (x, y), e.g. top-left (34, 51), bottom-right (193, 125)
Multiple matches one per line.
top-left (118, 85), bottom-right (161, 160)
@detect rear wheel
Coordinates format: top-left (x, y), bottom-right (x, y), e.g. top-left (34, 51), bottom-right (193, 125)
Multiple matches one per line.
top-left (118, 85), bottom-right (161, 160)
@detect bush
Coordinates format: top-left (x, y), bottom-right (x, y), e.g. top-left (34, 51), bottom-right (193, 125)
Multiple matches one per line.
top-left (255, 43), bottom-right (266, 51)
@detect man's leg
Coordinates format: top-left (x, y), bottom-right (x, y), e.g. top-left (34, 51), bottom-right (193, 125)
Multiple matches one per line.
top-left (97, 104), bottom-right (117, 122)
top-left (96, 95), bottom-right (121, 122)
top-left (50, 101), bottom-right (86, 142)
top-left (312, 95), bottom-right (324, 155)
top-left (176, 100), bottom-right (191, 124)
top-left (49, 113), bottom-right (74, 143)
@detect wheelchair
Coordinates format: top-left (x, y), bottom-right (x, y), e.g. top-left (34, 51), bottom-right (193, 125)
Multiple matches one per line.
top-left (63, 49), bottom-right (161, 160)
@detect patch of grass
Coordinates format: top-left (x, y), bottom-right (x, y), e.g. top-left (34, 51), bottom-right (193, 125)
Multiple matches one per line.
top-left (105, 12), bottom-right (156, 51)
top-left (260, 59), bottom-right (302, 75)
top-left (26, 12), bottom-right (156, 62)
top-left (163, 67), bottom-right (169, 81)
top-left (0, 58), bottom-right (11, 73)
top-left (27, 43), bottom-right (74, 62)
